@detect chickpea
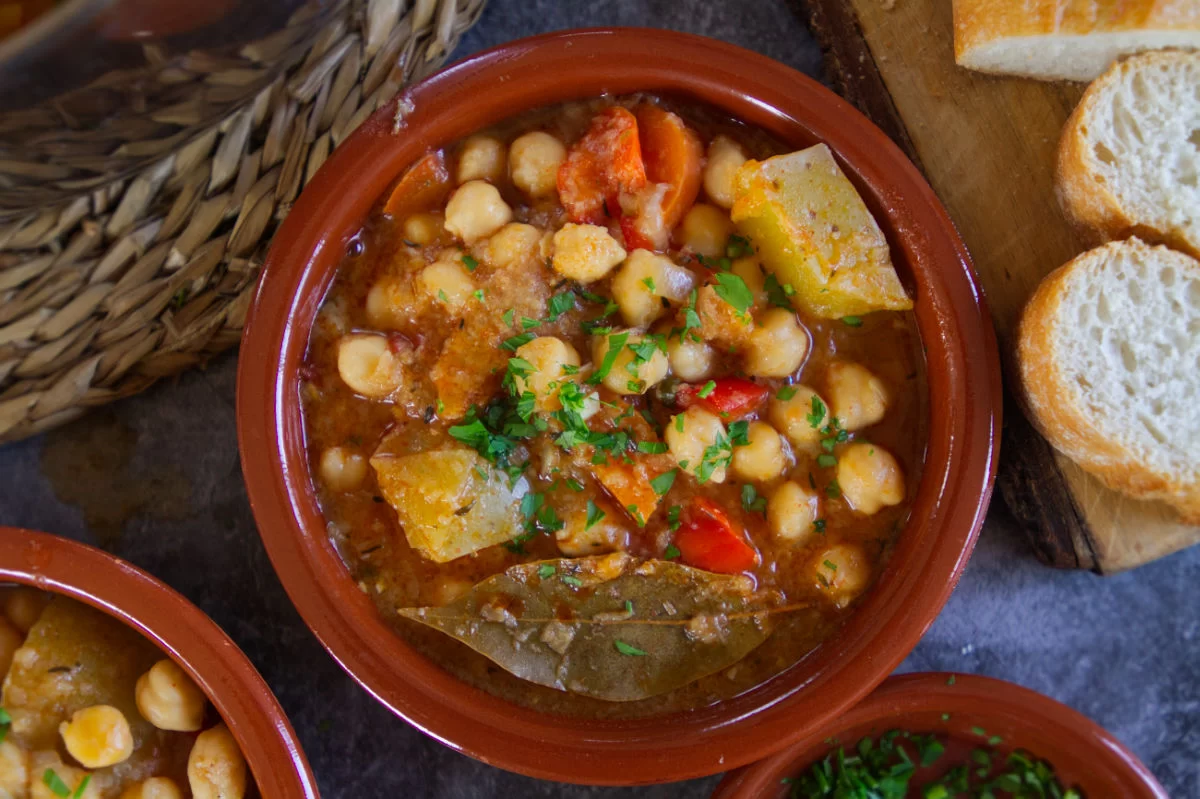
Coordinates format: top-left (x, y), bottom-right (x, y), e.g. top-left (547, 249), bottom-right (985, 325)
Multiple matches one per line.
top-left (509, 131), bottom-right (566, 198)
top-left (837, 443), bottom-right (905, 515)
top-left (811, 543), bottom-right (872, 606)
top-left (611, 249), bottom-right (697, 328)
top-left (667, 334), bottom-right (714, 382)
top-left (401, 212), bottom-right (443, 246)
top-left (482, 223), bottom-right (542, 269)
top-left (455, 135), bottom-right (506, 184)
top-left (703, 136), bottom-right (747, 209)
top-left (556, 503), bottom-right (628, 557)
top-left (826, 362), bottom-right (889, 431)
top-left (745, 308), bottom-right (810, 377)
top-left (0, 740), bottom-right (28, 796)
top-left (665, 407), bottom-right (728, 483)
top-left (418, 259), bottom-right (477, 310)
top-left (731, 256), bottom-right (766, 304)
top-left (319, 446), bottom-right (368, 492)
top-left (365, 276), bottom-right (419, 330)
top-left (59, 705), bottom-right (133, 768)
top-left (591, 332), bottom-right (669, 395)
top-left (768, 480), bottom-right (821, 543)
top-left (4, 587), bottom-right (48, 633)
top-left (677, 203), bottom-right (734, 258)
top-left (769, 385), bottom-right (828, 453)
top-left (188, 724), bottom-right (247, 799)
top-left (135, 659), bottom-right (207, 733)
top-left (551, 223), bottom-right (626, 282)
top-left (336, 334), bottom-right (406, 399)
top-left (120, 778), bottom-right (185, 799)
top-left (443, 180), bottom-right (513, 243)
top-left (731, 422), bottom-right (788, 483)
top-left (513, 337), bottom-right (582, 411)
top-left (0, 616), bottom-right (21, 677)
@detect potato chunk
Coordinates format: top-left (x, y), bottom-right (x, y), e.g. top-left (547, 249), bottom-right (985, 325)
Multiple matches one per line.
top-left (372, 448), bottom-right (527, 562)
top-left (731, 144), bottom-right (911, 318)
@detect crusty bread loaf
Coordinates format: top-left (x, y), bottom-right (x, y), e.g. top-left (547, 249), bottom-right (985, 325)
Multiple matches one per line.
top-left (953, 0), bottom-right (1200, 81)
top-left (1057, 50), bottom-right (1200, 259)
top-left (1017, 238), bottom-right (1200, 523)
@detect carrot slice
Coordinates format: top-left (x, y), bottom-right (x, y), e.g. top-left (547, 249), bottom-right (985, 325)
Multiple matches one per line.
top-left (636, 105), bottom-right (703, 230)
top-left (383, 150), bottom-right (452, 220)
top-left (558, 107), bottom-right (647, 224)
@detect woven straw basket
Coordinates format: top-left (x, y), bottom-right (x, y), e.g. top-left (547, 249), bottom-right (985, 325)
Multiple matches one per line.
top-left (0, 0), bottom-right (485, 443)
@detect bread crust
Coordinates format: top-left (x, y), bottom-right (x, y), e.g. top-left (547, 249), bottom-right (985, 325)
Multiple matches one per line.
top-left (953, 0), bottom-right (1200, 79)
top-left (1016, 239), bottom-right (1200, 525)
top-left (1056, 50), bottom-right (1200, 259)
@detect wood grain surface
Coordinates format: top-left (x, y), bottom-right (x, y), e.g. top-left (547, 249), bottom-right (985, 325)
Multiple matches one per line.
top-left (806, 0), bottom-right (1200, 572)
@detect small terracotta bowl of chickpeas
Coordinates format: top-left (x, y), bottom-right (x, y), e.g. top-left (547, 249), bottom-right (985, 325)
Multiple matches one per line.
top-left (0, 527), bottom-right (319, 798)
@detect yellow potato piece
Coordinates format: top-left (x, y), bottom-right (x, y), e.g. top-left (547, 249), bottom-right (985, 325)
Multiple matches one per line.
top-left (372, 448), bottom-right (528, 562)
top-left (730, 144), bottom-right (912, 318)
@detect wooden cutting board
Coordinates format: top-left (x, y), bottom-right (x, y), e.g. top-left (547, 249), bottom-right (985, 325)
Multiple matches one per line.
top-left (805, 0), bottom-right (1200, 572)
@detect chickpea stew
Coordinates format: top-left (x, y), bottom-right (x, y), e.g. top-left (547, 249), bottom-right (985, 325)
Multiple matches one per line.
top-left (301, 96), bottom-right (926, 716)
top-left (0, 589), bottom-right (252, 799)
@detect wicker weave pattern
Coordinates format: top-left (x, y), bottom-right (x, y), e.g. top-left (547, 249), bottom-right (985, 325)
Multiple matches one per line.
top-left (0, 0), bottom-right (486, 443)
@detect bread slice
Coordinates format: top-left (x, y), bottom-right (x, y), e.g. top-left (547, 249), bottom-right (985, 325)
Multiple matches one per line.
top-left (1057, 50), bottom-right (1200, 259)
top-left (1017, 238), bottom-right (1200, 523)
top-left (953, 0), bottom-right (1200, 81)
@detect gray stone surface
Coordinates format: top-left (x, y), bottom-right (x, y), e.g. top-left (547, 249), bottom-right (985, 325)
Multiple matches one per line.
top-left (1, 1), bottom-right (1197, 797)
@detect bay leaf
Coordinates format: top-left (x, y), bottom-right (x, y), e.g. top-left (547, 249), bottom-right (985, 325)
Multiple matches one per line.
top-left (397, 553), bottom-right (798, 702)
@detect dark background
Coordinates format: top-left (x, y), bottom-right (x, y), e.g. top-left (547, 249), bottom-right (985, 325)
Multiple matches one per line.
top-left (1, 1), bottom-right (1197, 797)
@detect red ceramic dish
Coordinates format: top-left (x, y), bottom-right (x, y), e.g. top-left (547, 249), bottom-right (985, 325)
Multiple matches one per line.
top-left (712, 673), bottom-right (1168, 798)
top-left (0, 527), bottom-right (319, 797)
top-left (237, 28), bottom-right (1002, 784)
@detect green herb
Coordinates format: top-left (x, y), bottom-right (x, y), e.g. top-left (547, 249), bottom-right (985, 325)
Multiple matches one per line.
top-left (502, 332), bottom-right (536, 351)
top-left (666, 505), bottom-right (682, 531)
top-left (624, 599), bottom-right (634, 614)
top-left (561, 575), bottom-right (583, 588)
top-left (664, 544), bottom-right (681, 559)
top-left (674, 414), bottom-right (685, 433)
top-left (806, 395), bottom-right (827, 429)
top-left (947, 676), bottom-right (956, 686)
top-left (726, 233), bottom-right (753, 258)
top-left (825, 480), bottom-right (841, 500)
top-left (462, 254), bottom-right (479, 271)
top-left (817, 453), bottom-right (837, 468)
top-left (728, 420), bottom-right (750, 446)
top-left (437, 289), bottom-right (449, 302)
top-left (823, 559), bottom-right (838, 571)
top-left (502, 308), bottom-right (515, 326)
top-left (741, 484), bottom-right (767, 514)
top-left (43, 770), bottom-right (71, 799)
top-left (516, 391), bottom-right (537, 422)
top-left (537, 564), bottom-right (556, 578)
top-left (473, 288), bottom-right (485, 302)
top-left (614, 640), bottom-right (647, 657)
top-left (561, 363), bottom-right (580, 375)
top-left (521, 315), bottom-right (541, 331)
top-left (641, 276), bottom-right (656, 292)
top-left (813, 518), bottom-right (827, 534)
top-left (627, 504), bottom-right (647, 527)
top-left (650, 469), bottom-right (678, 496)
top-left (842, 315), bottom-right (863, 327)
top-left (682, 289), bottom-right (702, 334)
top-left (763, 273), bottom-right (795, 310)
top-left (585, 500), bottom-right (606, 530)
top-left (71, 775), bottom-right (91, 799)
top-left (587, 332), bottom-right (630, 384)
top-left (637, 441), bottom-right (668, 454)
top-left (713, 272), bottom-right (754, 314)
top-left (696, 380), bottom-right (717, 399)
top-left (776, 385), bottom-right (798, 401)
top-left (546, 290), bottom-right (577, 321)
top-left (971, 726), bottom-right (987, 737)
top-left (566, 478), bottom-right (585, 492)
top-left (0, 707), bottom-right (8, 745)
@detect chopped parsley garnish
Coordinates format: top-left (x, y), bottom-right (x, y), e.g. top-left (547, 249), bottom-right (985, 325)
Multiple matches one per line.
top-left (566, 478), bottom-right (585, 492)
top-left (501, 332), bottom-right (536, 351)
top-left (502, 308), bottom-right (515, 326)
top-left (682, 289), bottom-right (702, 335)
top-left (0, 707), bottom-right (8, 744)
top-left (462, 254), bottom-right (479, 271)
top-left (637, 441), bottom-right (668, 454)
top-left (825, 479), bottom-right (841, 500)
top-left (614, 640), bottom-right (647, 657)
top-left (674, 414), bottom-right (685, 433)
top-left (437, 289), bottom-right (449, 302)
top-left (817, 453), bottom-right (837, 469)
top-left (584, 500), bottom-right (606, 530)
top-left (561, 575), bottom-right (583, 588)
top-left (626, 504), bottom-right (647, 527)
top-left (587, 332), bottom-right (630, 384)
top-left (521, 315), bottom-right (541, 331)
top-left (728, 420), bottom-right (750, 447)
top-left (537, 564), bottom-right (556, 578)
top-left (42, 770), bottom-right (71, 799)
top-left (813, 518), bottom-right (827, 534)
top-left (726, 233), bottom-right (753, 258)
top-left (806, 395), bottom-right (828, 429)
top-left (515, 391), bottom-right (537, 422)
top-left (641, 276), bottom-right (656, 292)
top-left (713, 272), bottom-right (754, 314)
top-left (664, 544), bottom-right (681, 559)
top-left (842, 315), bottom-right (864, 327)
top-left (624, 599), bottom-right (634, 614)
top-left (650, 469), bottom-right (678, 496)
top-left (546, 290), bottom-right (577, 321)
top-left (776, 385), bottom-right (798, 401)
top-left (763, 273), bottom-right (795, 310)
top-left (696, 380), bottom-right (717, 398)
top-left (741, 484), bottom-right (767, 515)
top-left (822, 559), bottom-right (838, 571)
top-left (666, 505), bottom-right (682, 531)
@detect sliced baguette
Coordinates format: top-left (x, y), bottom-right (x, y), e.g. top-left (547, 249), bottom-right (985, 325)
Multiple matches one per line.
top-left (1017, 238), bottom-right (1200, 523)
top-left (1057, 50), bottom-right (1200, 259)
top-left (953, 0), bottom-right (1200, 81)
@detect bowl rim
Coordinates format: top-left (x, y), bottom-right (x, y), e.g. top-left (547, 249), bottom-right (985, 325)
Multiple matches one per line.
top-left (711, 672), bottom-right (1170, 798)
top-left (0, 526), bottom-right (320, 798)
top-left (237, 26), bottom-right (1003, 784)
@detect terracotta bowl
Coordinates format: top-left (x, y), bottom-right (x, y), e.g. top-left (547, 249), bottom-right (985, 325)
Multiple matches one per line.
top-left (0, 527), bottom-right (319, 797)
top-left (712, 673), bottom-right (1168, 798)
top-left (237, 28), bottom-right (1002, 784)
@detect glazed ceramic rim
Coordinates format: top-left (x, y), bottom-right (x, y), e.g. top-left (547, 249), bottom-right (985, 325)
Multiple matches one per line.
top-left (712, 672), bottom-right (1169, 798)
top-left (237, 28), bottom-right (1002, 784)
top-left (0, 527), bottom-right (319, 797)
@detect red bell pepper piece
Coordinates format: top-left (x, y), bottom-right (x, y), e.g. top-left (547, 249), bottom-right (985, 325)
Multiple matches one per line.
top-left (673, 498), bottom-right (759, 574)
top-left (675, 377), bottom-right (770, 420)
top-left (558, 107), bottom-right (647, 224)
